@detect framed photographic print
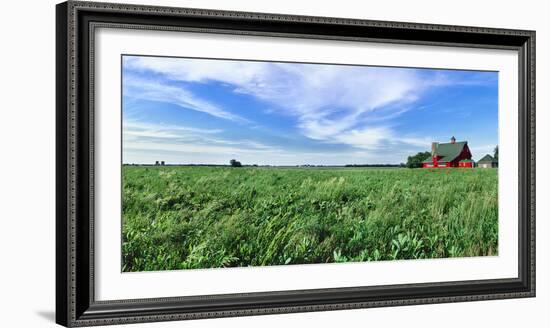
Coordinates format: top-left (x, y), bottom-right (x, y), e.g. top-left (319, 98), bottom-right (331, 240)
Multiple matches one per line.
top-left (56, 1), bottom-right (535, 326)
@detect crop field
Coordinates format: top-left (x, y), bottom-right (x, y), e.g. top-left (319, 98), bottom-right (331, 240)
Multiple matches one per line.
top-left (122, 166), bottom-right (498, 272)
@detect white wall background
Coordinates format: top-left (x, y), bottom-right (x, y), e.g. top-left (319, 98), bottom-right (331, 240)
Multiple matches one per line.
top-left (0, 0), bottom-right (546, 327)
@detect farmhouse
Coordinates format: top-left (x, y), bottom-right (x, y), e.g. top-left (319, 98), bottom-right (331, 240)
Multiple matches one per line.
top-left (422, 136), bottom-right (473, 168)
top-left (478, 154), bottom-right (498, 168)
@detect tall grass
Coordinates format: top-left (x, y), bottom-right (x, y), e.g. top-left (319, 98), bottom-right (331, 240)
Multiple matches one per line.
top-left (122, 167), bottom-right (498, 272)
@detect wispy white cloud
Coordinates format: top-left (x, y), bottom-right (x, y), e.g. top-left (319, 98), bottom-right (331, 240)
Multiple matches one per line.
top-left (425, 70), bottom-right (498, 88)
top-left (123, 140), bottom-right (412, 166)
top-left (123, 75), bottom-right (248, 123)
top-left (331, 127), bottom-right (393, 150)
top-left (123, 56), bottom-right (441, 151)
top-left (322, 126), bottom-right (433, 151)
top-left (123, 121), bottom-right (223, 142)
top-left (123, 120), bottom-right (391, 165)
top-left (123, 120), bottom-right (286, 162)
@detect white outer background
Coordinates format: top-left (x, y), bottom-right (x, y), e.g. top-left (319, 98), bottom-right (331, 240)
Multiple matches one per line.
top-left (0, 0), bottom-right (546, 327)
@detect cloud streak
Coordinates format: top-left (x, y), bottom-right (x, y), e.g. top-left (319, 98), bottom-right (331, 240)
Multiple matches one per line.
top-left (123, 75), bottom-right (249, 123)
top-left (123, 120), bottom-right (285, 161)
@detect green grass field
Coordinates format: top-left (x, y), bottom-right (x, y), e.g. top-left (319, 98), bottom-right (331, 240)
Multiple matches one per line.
top-left (122, 166), bottom-right (498, 272)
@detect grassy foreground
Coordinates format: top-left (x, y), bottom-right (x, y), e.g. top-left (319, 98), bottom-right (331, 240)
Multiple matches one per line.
top-left (122, 166), bottom-right (498, 272)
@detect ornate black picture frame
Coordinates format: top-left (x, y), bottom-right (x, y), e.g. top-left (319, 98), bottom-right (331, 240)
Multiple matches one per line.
top-left (56, 1), bottom-right (535, 326)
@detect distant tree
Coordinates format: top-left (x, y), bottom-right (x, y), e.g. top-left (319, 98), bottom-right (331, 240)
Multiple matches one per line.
top-left (229, 159), bottom-right (242, 167)
top-left (494, 145), bottom-right (499, 160)
top-left (406, 151), bottom-right (431, 168)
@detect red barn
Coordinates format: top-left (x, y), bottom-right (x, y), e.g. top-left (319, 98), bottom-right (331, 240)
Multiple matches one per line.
top-left (422, 136), bottom-right (473, 168)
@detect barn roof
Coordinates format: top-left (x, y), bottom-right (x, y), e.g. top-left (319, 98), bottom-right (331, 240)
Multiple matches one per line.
top-left (422, 141), bottom-right (468, 163)
top-left (459, 159), bottom-right (474, 162)
top-left (478, 154), bottom-right (497, 163)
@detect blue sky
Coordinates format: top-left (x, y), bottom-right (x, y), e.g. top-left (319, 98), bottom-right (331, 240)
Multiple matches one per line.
top-left (122, 55), bottom-right (498, 165)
